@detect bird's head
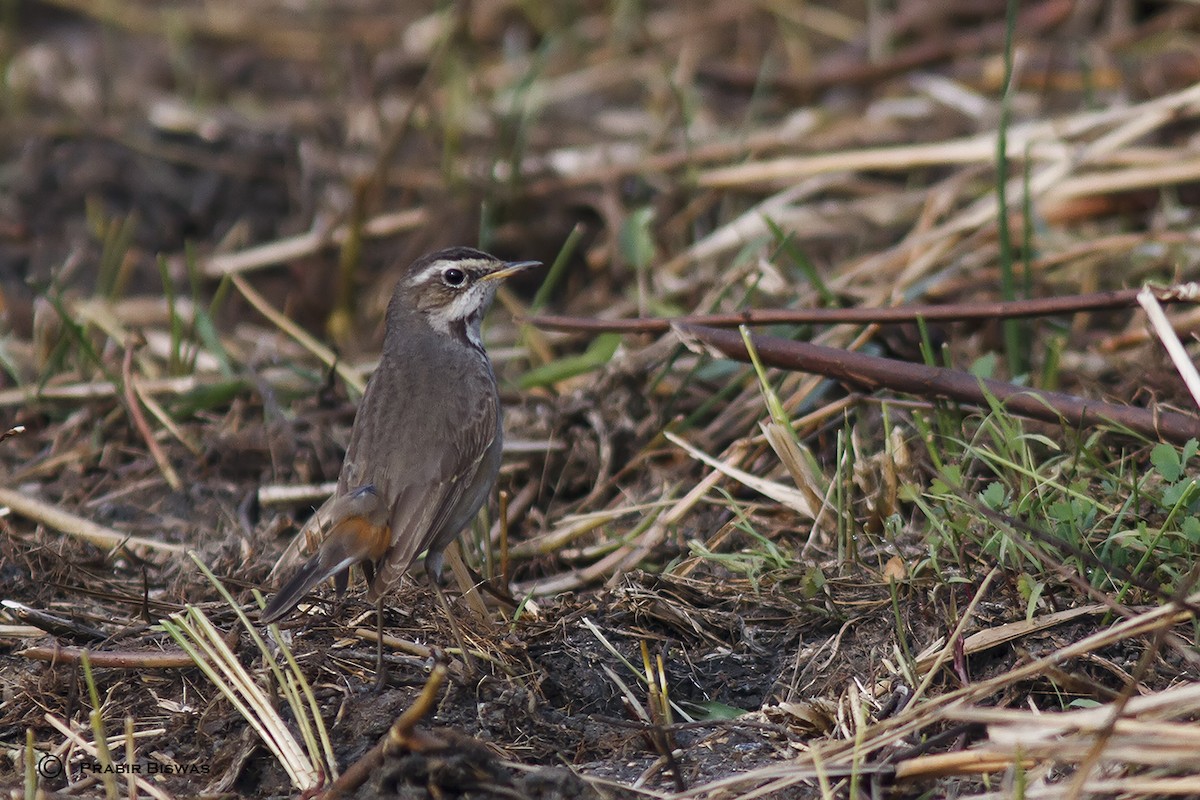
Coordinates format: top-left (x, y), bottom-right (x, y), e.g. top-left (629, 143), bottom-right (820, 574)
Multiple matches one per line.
top-left (392, 247), bottom-right (540, 346)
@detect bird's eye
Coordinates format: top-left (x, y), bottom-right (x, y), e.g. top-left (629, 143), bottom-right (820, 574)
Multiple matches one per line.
top-left (442, 267), bottom-right (466, 287)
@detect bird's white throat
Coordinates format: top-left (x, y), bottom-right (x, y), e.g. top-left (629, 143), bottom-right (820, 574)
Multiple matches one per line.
top-left (424, 285), bottom-right (494, 350)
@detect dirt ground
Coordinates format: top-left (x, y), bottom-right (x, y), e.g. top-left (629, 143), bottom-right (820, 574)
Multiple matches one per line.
top-left (4, 2), bottom-right (1200, 799)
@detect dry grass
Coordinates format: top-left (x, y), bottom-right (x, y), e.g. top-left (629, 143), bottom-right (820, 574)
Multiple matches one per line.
top-left (3, 1), bottom-right (1200, 798)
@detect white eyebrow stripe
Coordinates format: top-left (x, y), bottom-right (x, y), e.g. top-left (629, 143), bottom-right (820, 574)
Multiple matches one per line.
top-left (407, 258), bottom-right (490, 286)
top-left (408, 261), bottom-right (451, 285)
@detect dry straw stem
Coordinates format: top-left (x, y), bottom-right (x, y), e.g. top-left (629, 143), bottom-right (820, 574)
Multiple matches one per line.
top-left (914, 603), bottom-right (1113, 675)
top-left (684, 81), bottom-right (1200, 308)
top-left (1102, 303), bottom-right (1200, 351)
top-left (1138, 285), bottom-right (1200, 412)
top-left (122, 716), bottom-right (137, 800)
top-left (121, 340), bottom-right (182, 491)
top-left (441, 543), bottom-right (491, 622)
top-left (320, 660), bottom-right (449, 800)
top-left (202, 208), bottom-right (427, 278)
top-left (581, 616), bottom-right (693, 726)
top-left (892, 750), bottom-right (1033, 780)
top-left (0, 625), bottom-right (42, 638)
top-left (355, 629), bottom-right (469, 684)
top-left (938, 684), bottom-right (1200, 793)
top-left (0, 375), bottom-right (203, 407)
top-left (163, 605), bottom-right (323, 791)
top-left (664, 430), bottom-right (814, 518)
top-left (0, 485), bottom-right (185, 555)
top-left (908, 567), bottom-right (999, 706)
top-left (0, 368), bottom-right (317, 410)
top-left (1075, 777), bottom-right (1200, 796)
top-left (680, 592), bottom-right (1200, 798)
top-left (43, 713), bottom-right (173, 800)
top-left (230, 273), bottom-right (366, 396)
top-left (190, 557), bottom-right (338, 784)
top-left (133, 381), bottom-right (203, 455)
top-left (698, 80), bottom-right (1200, 191)
top-left (75, 295), bottom-right (197, 328)
top-left (522, 110), bottom-right (823, 198)
top-left (521, 452), bottom-right (734, 595)
top-left (258, 481), bottom-right (339, 508)
top-left (505, 506), bottom-right (618, 560)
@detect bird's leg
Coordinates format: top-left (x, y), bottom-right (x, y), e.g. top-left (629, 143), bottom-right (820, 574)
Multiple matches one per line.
top-left (373, 593), bottom-right (388, 691)
top-left (433, 581), bottom-right (478, 676)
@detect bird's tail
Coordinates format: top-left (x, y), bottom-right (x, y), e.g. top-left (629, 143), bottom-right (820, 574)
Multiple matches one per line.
top-left (260, 515), bottom-right (389, 623)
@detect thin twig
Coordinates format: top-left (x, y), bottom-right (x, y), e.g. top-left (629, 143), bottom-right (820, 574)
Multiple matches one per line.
top-left (0, 485), bottom-right (185, 554)
top-left (122, 340), bottom-right (182, 490)
top-left (531, 284), bottom-right (1199, 334)
top-left (230, 274), bottom-right (366, 396)
top-left (674, 324), bottom-right (1200, 445)
top-left (19, 644), bottom-right (195, 669)
top-left (320, 659), bottom-right (449, 799)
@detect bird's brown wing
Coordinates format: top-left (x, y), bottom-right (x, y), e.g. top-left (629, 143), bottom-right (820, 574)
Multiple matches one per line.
top-left (327, 339), bottom-right (500, 598)
top-left (367, 380), bottom-right (500, 597)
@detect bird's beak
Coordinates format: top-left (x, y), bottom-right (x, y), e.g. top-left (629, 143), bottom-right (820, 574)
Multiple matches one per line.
top-left (480, 260), bottom-right (541, 282)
